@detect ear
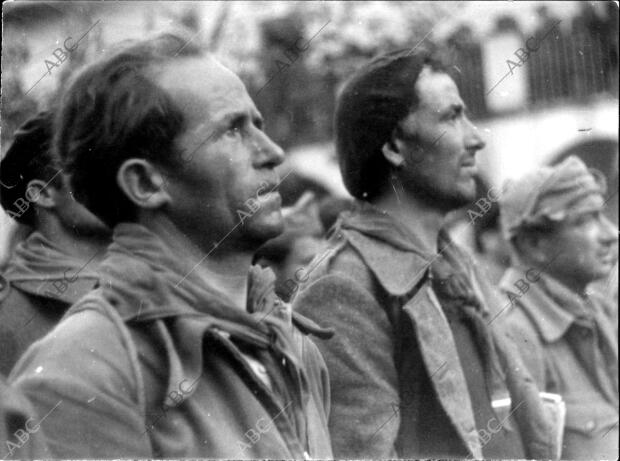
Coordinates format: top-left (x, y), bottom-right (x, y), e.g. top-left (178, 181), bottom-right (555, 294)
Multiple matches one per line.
top-left (381, 129), bottom-right (406, 169)
top-left (116, 159), bottom-right (172, 210)
top-left (25, 178), bottom-right (59, 209)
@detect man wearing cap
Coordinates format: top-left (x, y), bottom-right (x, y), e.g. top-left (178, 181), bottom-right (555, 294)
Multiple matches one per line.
top-left (499, 156), bottom-right (618, 459)
top-left (0, 111), bottom-right (111, 377)
top-left (293, 49), bottom-right (558, 459)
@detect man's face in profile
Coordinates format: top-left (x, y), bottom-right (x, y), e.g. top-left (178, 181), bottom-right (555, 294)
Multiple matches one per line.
top-left (537, 198), bottom-right (617, 286)
top-left (153, 56), bottom-right (286, 250)
top-left (395, 67), bottom-right (486, 211)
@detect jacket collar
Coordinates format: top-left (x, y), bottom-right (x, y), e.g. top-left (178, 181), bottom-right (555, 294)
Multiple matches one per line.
top-left (337, 205), bottom-right (434, 297)
top-left (72, 223), bottom-right (327, 453)
top-left (4, 231), bottom-right (99, 303)
top-left (338, 204), bottom-right (470, 298)
top-left (98, 223), bottom-right (329, 339)
top-left (499, 267), bottom-right (587, 343)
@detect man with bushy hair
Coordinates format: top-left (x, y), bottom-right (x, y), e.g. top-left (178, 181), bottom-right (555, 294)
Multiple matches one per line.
top-left (294, 49), bottom-right (559, 458)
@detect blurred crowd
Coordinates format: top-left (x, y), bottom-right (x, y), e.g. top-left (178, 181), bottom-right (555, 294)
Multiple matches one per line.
top-left (0, 4), bottom-right (618, 460)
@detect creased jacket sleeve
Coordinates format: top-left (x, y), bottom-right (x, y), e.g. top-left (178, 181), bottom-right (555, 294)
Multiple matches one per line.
top-left (8, 308), bottom-right (151, 458)
top-left (294, 272), bottom-right (400, 458)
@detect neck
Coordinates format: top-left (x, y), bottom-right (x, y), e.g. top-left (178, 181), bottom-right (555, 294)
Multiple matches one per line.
top-left (548, 271), bottom-right (588, 296)
top-left (515, 254), bottom-right (589, 296)
top-left (372, 186), bottom-right (446, 254)
top-left (37, 218), bottom-right (110, 263)
top-left (141, 214), bottom-right (254, 311)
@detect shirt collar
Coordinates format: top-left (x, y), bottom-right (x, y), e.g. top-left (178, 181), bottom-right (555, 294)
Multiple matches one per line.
top-left (338, 205), bottom-right (456, 297)
top-left (499, 267), bottom-right (588, 342)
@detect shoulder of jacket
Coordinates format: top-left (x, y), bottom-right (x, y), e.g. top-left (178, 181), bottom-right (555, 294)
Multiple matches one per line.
top-left (325, 233), bottom-right (376, 289)
top-left (61, 291), bottom-right (147, 410)
top-left (501, 303), bottom-right (541, 344)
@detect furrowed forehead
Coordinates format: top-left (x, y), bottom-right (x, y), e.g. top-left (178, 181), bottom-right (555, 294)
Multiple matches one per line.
top-left (153, 56), bottom-right (255, 128)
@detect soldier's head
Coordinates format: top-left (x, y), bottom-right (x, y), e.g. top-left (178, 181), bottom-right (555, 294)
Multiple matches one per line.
top-left (500, 156), bottom-right (617, 290)
top-left (335, 49), bottom-right (485, 211)
top-left (0, 110), bottom-right (109, 237)
top-left (56, 32), bottom-right (285, 252)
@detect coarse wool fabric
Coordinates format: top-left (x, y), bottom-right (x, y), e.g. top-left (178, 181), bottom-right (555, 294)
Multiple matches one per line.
top-left (9, 223), bottom-right (333, 458)
top-left (0, 232), bottom-right (100, 377)
top-left (500, 267), bottom-right (619, 459)
top-left (293, 204), bottom-right (559, 459)
top-left (499, 155), bottom-right (607, 240)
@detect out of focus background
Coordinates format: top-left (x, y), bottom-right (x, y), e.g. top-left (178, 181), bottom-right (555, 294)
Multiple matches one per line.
top-left (2, 1), bottom-right (618, 286)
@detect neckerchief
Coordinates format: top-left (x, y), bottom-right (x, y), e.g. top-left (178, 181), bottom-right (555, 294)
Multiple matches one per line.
top-left (94, 223), bottom-right (324, 443)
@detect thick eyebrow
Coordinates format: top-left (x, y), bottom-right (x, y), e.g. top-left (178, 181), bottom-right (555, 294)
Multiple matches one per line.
top-left (213, 110), bottom-right (263, 130)
top-left (440, 103), bottom-right (467, 118)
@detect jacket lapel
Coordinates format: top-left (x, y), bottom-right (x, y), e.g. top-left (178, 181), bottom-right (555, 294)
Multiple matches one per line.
top-left (342, 224), bottom-right (482, 457)
top-left (402, 284), bottom-right (482, 459)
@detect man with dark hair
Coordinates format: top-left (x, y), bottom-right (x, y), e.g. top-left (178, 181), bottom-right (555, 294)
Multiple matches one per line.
top-left (9, 33), bottom-right (332, 458)
top-left (0, 111), bottom-right (110, 377)
top-left (294, 49), bottom-right (558, 458)
top-left (499, 156), bottom-right (618, 459)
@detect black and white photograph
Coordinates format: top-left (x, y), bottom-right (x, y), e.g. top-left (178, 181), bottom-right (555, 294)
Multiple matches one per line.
top-left (1, 1), bottom-right (618, 459)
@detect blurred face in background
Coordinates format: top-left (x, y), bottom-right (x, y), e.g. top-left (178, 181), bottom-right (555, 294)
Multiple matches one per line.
top-left (393, 67), bottom-right (486, 211)
top-left (534, 200), bottom-right (618, 288)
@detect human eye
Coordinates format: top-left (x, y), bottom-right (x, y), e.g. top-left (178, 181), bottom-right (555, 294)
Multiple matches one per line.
top-left (225, 116), bottom-right (245, 137)
top-left (444, 106), bottom-right (463, 122)
top-left (572, 210), bottom-right (599, 227)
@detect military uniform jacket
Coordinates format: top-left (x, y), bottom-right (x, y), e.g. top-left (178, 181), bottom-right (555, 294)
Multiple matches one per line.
top-left (9, 224), bottom-right (333, 458)
top-left (293, 206), bottom-right (558, 459)
top-left (500, 268), bottom-right (619, 459)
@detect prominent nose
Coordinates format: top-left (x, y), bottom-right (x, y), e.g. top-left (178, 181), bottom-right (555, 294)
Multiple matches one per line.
top-left (465, 117), bottom-right (486, 152)
top-left (599, 214), bottom-right (618, 246)
top-left (253, 130), bottom-right (285, 169)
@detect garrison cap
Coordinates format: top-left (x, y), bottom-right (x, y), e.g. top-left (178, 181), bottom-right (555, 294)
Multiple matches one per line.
top-left (499, 156), bottom-right (607, 240)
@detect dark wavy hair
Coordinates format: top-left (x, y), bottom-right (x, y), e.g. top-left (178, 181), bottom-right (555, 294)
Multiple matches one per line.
top-left (335, 49), bottom-right (448, 200)
top-left (0, 110), bottom-right (62, 226)
top-left (55, 32), bottom-right (203, 226)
